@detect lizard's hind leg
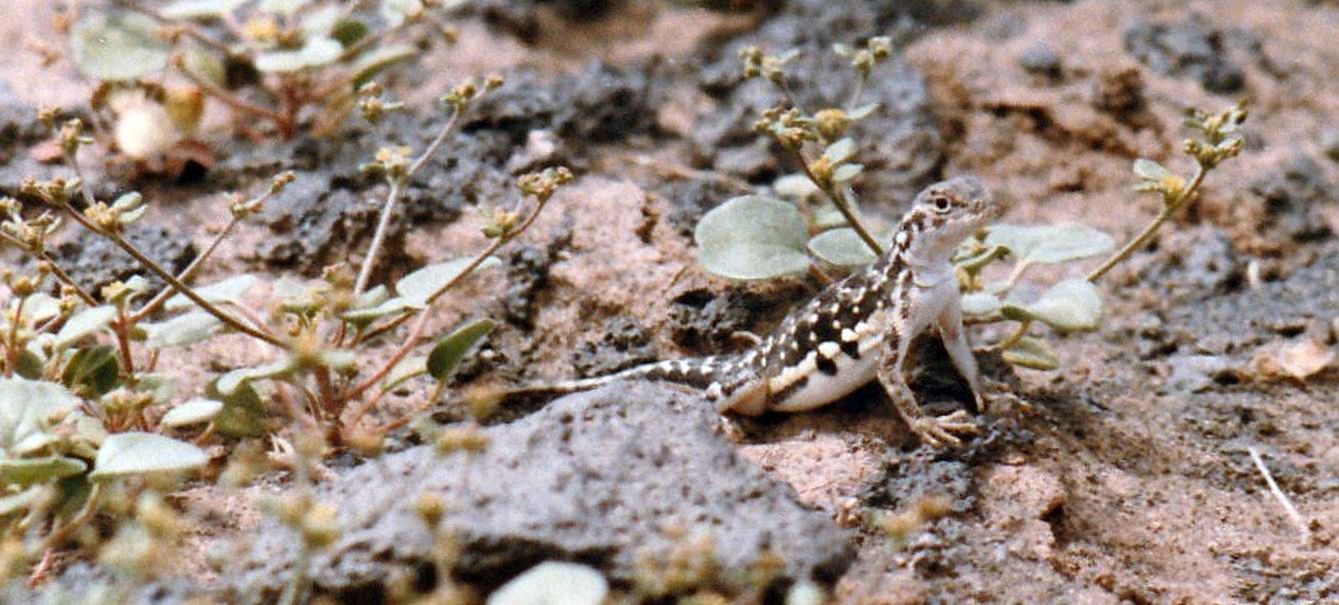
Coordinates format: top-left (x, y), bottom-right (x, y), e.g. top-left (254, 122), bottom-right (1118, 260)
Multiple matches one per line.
top-left (876, 323), bottom-right (981, 448)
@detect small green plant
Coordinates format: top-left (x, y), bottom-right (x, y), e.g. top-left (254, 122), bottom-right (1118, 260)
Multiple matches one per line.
top-left (693, 40), bottom-right (1247, 370)
top-left (1, 73), bottom-right (563, 581)
top-left (66, 0), bottom-right (458, 151)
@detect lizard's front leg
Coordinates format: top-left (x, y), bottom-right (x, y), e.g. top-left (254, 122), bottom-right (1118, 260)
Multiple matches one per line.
top-left (936, 296), bottom-right (988, 414)
top-left (876, 318), bottom-right (980, 448)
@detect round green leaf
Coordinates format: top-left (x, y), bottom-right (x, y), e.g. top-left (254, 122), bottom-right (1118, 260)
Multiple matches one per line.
top-left (144, 311), bottom-right (222, 348)
top-left (1003, 278), bottom-right (1103, 331)
top-left (205, 380), bottom-right (269, 438)
top-left (255, 37), bottom-right (343, 73)
top-left (831, 163), bottom-right (864, 184)
top-left (90, 432), bottom-right (208, 480)
top-left (822, 138), bottom-right (858, 165)
top-left (487, 561), bottom-right (608, 605)
top-left (160, 399), bottom-right (223, 428)
top-left (984, 223), bottom-right (1115, 265)
top-left (808, 228), bottom-right (878, 267)
top-left (70, 12), bottom-right (170, 81)
top-left (62, 345), bottom-right (120, 397)
top-left (14, 292), bottom-right (62, 324)
top-left (166, 275), bottom-right (260, 311)
top-left (0, 379), bottom-right (81, 456)
top-left (773, 174), bottom-right (819, 201)
top-left (428, 319), bottom-right (495, 381)
top-left (1133, 158), bottom-right (1172, 181)
top-left (217, 359), bottom-right (294, 396)
top-left (396, 257), bottom-right (502, 305)
top-left (960, 292), bottom-right (1002, 317)
top-left (694, 195), bottom-right (812, 280)
top-left (1001, 336), bottom-right (1060, 370)
top-left (55, 305), bottom-right (117, 349)
top-left (0, 457), bottom-right (87, 487)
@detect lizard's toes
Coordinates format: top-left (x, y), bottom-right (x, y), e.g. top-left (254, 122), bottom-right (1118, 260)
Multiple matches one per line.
top-left (912, 411), bottom-right (980, 448)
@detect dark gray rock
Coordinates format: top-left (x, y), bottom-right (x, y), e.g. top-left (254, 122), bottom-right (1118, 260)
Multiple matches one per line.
top-left (0, 563), bottom-right (200, 605)
top-left (1123, 15), bottom-right (1245, 93)
top-left (1322, 128), bottom-right (1339, 163)
top-left (571, 316), bottom-right (659, 378)
top-left (1127, 225), bottom-right (1241, 306)
top-left (1166, 243), bottom-right (1339, 356)
top-left (690, 1), bottom-right (952, 206)
top-left (51, 224), bottom-right (197, 298)
top-left (1246, 152), bottom-right (1336, 242)
top-left (227, 383), bottom-right (854, 601)
top-left (1161, 354), bottom-right (1235, 394)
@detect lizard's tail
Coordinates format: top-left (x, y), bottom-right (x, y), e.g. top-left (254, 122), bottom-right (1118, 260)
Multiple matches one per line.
top-left (505, 355), bottom-right (735, 396)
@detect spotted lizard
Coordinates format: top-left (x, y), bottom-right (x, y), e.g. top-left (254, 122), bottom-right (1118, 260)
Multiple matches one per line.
top-left (516, 176), bottom-right (1005, 447)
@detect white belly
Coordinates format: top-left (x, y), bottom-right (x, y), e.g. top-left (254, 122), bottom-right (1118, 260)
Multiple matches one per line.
top-left (765, 333), bottom-right (885, 412)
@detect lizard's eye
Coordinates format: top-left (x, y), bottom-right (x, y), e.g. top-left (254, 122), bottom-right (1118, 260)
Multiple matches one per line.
top-left (930, 196), bottom-right (952, 212)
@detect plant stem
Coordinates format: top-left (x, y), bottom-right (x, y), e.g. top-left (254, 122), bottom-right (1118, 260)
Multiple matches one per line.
top-left (4, 296), bottom-right (24, 378)
top-left (343, 193), bottom-right (552, 417)
top-left (1087, 164), bottom-right (1208, 283)
top-left (60, 152), bottom-right (285, 346)
top-left (353, 107), bottom-right (463, 296)
top-left (115, 0), bottom-right (232, 55)
top-left (131, 213), bottom-right (242, 322)
top-left (176, 60), bottom-right (294, 138)
top-left (991, 319), bottom-right (1031, 352)
top-left (791, 146), bottom-right (883, 254)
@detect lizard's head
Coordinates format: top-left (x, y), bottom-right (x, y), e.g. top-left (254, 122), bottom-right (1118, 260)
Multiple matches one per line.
top-left (897, 176), bottom-right (1001, 260)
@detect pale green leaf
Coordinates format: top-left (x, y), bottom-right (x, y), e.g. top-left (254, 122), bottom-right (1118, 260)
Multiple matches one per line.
top-left (55, 305), bottom-right (117, 349)
top-left (160, 399), bottom-right (223, 428)
top-left (13, 292), bottom-right (61, 324)
top-left (62, 345), bottom-right (120, 397)
top-left (381, 355), bottom-right (426, 390)
top-left (396, 257), bottom-right (502, 305)
top-left (1133, 158), bottom-right (1172, 181)
top-left (694, 195), bottom-right (811, 280)
top-left (300, 5), bottom-right (340, 37)
top-left (961, 292), bottom-right (1002, 317)
top-left (69, 12), bottom-right (170, 81)
top-left (205, 380), bottom-right (268, 438)
top-left (0, 487), bottom-right (43, 516)
top-left (487, 561), bottom-right (608, 605)
top-left (0, 378), bottom-right (81, 456)
top-left (1002, 336), bottom-right (1059, 370)
top-left (254, 37), bottom-right (343, 73)
top-left (217, 359), bottom-right (294, 396)
top-left (1003, 278), bottom-right (1103, 331)
top-left (90, 432), bottom-right (207, 480)
top-left (773, 174), bottom-right (819, 201)
top-left (0, 457), bottom-right (87, 487)
top-left (985, 223), bottom-right (1115, 265)
top-left (822, 138), bottom-right (858, 165)
top-left (831, 163), bottom-right (864, 184)
top-left (427, 319), bottom-right (495, 381)
top-left (381, 0), bottom-right (424, 27)
top-left (350, 43), bottom-right (416, 88)
top-left (161, 0), bottom-right (248, 19)
top-left (807, 228), bottom-right (878, 267)
top-left (182, 47), bottom-right (227, 87)
top-left (166, 274), bottom-right (259, 311)
top-left (259, 0), bottom-right (309, 15)
top-left (144, 311), bottom-right (222, 348)
top-left (847, 102), bottom-right (880, 120)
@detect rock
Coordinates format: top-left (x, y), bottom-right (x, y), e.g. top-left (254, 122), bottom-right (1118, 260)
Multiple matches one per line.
top-left (227, 383), bottom-right (854, 601)
top-left (51, 223), bottom-right (197, 298)
top-left (1018, 42), bottom-right (1062, 79)
top-left (1162, 354), bottom-right (1235, 394)
top-left (1122, 15), bottom-right (1245, 93)
top-left (1166, 244), bottom-right (1339, 355)
top-left (1129, 225), bottom-right (1241, 306)
top-left (570, 316), bottom-right (658, 378)
top-left (1247, 152), bottom-right (1336, 243)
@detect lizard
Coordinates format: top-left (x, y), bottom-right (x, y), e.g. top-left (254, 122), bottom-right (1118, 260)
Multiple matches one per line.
top-left (510, 176), bottom-right (1005, 447)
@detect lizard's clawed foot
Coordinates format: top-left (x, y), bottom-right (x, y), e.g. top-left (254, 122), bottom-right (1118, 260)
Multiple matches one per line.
top-left (911, 410), bottom-right (980, 448)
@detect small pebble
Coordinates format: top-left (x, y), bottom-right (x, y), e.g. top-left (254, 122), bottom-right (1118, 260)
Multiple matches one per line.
top-left (1018, 42), bottom-right (1062, 78)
